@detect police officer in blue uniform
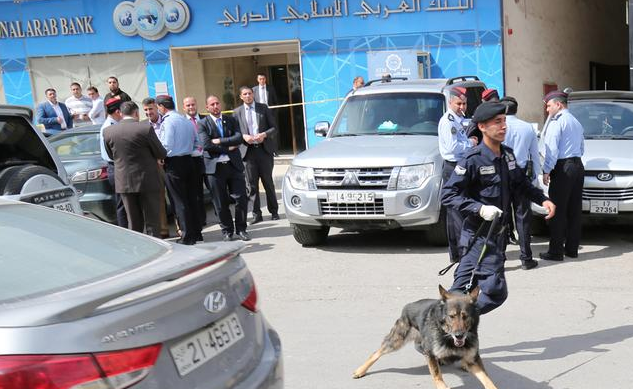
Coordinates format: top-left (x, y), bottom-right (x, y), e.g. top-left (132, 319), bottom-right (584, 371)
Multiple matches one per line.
top-left (501, 96), bottom-right (541, 270)
top-left (438, 86), bottom-right (478, 262)
top-left (540, 90), bottom-right (585, 261)
top-left (442, 102), bottom-right (556, 314)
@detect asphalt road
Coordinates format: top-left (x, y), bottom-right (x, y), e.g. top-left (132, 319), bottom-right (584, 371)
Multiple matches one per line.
top-left (201, 207), bottom-right (633, 389)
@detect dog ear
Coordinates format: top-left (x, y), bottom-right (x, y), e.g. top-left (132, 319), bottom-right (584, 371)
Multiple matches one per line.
top-left (438, 284), bottom-right (450, 301)
top-left (468, 286), bottom-right (480, 301)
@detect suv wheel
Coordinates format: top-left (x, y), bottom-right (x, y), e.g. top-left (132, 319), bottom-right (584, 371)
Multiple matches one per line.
top-left (425, 208), bottom-right (448, 246)
top-left (292, 224), bottom-right (329, 246)
top-left (0, 164), bottom-right (64, 195)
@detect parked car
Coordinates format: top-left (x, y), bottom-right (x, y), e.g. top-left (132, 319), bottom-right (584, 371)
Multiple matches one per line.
top-left (533, 90), bottom-right (633, 225)
top-left (48, 125), bottom-right (117, 223)
top-left (49, 125), bottom-right (215, 224)
top-left (0, 104), bottom-right (82, 214)
top-left (282, 76), bottom-right (486, 246)
top-left (0, 199), bottom-right (283, 388)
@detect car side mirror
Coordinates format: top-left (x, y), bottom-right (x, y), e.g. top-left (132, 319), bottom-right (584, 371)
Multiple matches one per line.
top-left (314, 121), bottom-right (330, 137)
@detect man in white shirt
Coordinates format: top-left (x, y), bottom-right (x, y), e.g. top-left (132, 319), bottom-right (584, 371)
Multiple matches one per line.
top-left (86, 86), bottom-right (105, 125)
top-left (65, 82), bottom-right (93, 127)
top-left (183, 96), bottom-right (210, 226)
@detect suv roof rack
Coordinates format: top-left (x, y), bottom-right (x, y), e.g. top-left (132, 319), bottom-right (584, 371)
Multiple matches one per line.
top-left (445, 76), bottom-right (480, 85)
top-left (364, 76), bottom-right (408, 87)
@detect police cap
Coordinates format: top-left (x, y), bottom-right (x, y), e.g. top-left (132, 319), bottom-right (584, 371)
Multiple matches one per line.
top-left (105, 96), bottom-right (122, 108)
top-left (543, 90), bottom-right (568, 104)
top-left (448, 86), bottom-right (467, 99)
top-left (155, 95), bottom-right (174, 106)
top-left (481, 88), bottom-right (499, 102)
top-left (471, 101), bottom-right (507, 124)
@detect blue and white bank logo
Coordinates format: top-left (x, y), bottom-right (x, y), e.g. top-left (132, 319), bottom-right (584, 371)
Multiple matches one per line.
top-left (113, 0), bottom-right (190, 40)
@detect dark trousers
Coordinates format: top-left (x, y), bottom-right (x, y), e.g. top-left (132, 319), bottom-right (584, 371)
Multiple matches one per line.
top-left (548, 157), bottom-right (584, 256)
top-left (513, 167), bottom-right (533, 261)
top-left (193, 156), bottom-right (207, 225)
top-left (244, 146), bottom-right (278, 217)
top-left (442, 160), bottom-right (462, 262)
top-left (209, 162), bottom-right (248, 234)
top-left (107, 162), bottom-right (128, 228)
top-left (120, 191), bottom-right (161, 238)
top-left (164, 156), bottom-right (202, 243)
top-left (451, 231), bottom-right (508, 315)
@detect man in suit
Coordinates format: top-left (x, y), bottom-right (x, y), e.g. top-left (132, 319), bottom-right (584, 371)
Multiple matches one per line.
top-left (252, 73), bottom-right (277, 107)
top-left (104, 101), bottom-right (167, 237)
top-left (198, 95), bottom-right (250, 242)
top-left (36, 88), bottom-right (73, 135)
top-left (183, 96), bottom-right (211, 226)
top-left (233, 86), bottom-right (280, 224)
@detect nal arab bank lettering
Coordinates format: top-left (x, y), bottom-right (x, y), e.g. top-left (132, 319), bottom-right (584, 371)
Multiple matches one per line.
top-left (0, 17), bottom-right (94, 39)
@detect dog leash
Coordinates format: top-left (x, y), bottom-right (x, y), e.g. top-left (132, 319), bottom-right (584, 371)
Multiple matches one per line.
top-left (437, 214), bottom-right (503, 282)
top-left (437, 219), bottom-right (487, 276)
top-left (464, 214), bottom-right (503, 293)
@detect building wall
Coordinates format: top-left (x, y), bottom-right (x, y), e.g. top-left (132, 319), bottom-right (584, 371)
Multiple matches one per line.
top-left (0, 79), bottom-right (5, 104)
top-left (503, 0), bottom-right (629, 126)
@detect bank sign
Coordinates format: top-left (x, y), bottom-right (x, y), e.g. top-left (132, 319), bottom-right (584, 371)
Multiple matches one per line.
top-left (113, 0), bottom-right (191, 40)
top-left (0, 16), bottom-right (94, 39)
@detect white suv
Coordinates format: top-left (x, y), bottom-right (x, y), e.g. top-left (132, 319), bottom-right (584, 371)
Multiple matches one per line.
top-left (283, 77), bottom-right (486, 246)
top-left (0, 105), bottom-right (81, 214)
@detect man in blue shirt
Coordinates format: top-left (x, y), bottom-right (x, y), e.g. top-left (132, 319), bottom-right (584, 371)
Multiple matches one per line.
top-left (438, 86), bottom-right (479, 263)
top-left (540, 90), bottom-right (585, 262)
top-left (501, 96), bottom-right (541, 270)
top-left (442, 102), bottom-right (555, 314)
top-left (157, 95), bottom-right (202, 245)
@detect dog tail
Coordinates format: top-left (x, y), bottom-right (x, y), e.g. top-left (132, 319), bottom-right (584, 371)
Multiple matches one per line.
top-left (380, 315), bottom-right (414, 354)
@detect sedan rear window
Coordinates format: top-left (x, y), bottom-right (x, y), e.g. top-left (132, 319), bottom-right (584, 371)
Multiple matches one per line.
top-left (0, 204), bottom-right (168, 302)
top-left (49, 132), bottom-right (101, 157)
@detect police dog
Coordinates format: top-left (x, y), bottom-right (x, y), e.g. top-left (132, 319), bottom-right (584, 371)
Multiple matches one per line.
top-left (352, 285), bottom-right (498, 389)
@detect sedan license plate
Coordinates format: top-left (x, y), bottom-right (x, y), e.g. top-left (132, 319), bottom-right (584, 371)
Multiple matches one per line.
top-left (170, 313), bottom-right (244, 377)
top-left (590, 199), bottom-right (618, 214)
top-left (326, 191), bottom-right (375, 204)
top-left (52, 201), bottom-right (74, 213)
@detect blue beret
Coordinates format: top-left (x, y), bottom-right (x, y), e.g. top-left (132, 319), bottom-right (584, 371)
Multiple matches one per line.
top-left (472, 102), bottom-right (506, 123)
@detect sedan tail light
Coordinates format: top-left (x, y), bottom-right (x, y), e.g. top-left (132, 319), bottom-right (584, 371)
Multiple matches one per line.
top-left (0, 344), bottom-right (161, 389)
top-left (241, 283), bottom-right (258, 312)
top-left (71, 167), bottom-right (108, 183)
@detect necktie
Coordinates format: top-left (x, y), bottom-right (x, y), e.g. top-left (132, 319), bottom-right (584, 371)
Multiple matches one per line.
top-left (216, 117), bottom-right (223, 137)
top-left (246, 106), bottom-right (255, 135)
top-left (190, 116), bottom-right (197, 129)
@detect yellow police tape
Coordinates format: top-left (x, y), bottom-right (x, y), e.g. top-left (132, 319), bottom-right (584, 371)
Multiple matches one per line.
top-left (220, 96), bottom-right (345, 114)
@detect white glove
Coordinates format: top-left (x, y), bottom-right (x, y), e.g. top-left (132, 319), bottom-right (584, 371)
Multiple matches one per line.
top-left (479, 205), bottom-right (503, 221)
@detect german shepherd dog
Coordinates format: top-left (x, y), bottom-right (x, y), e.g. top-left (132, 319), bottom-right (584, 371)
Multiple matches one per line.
top-left (353, 285), bottom-right (498, 389)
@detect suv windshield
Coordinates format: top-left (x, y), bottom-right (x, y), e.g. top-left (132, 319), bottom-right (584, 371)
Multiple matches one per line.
top-left (0, 116), bottom-right (57, 171)
top-left (330, 92), bottom-right (445, 137)
top-left (569, 100), bottom-right (633, 139)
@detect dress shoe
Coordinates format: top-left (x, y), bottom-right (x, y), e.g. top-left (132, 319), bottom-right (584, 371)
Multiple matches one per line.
top-left (564, 251), bottom-right (578, 258)
top-left (521, 259), bottom-right (538, 270)
top-left (222, 233), bottom-right (233, 242)
top-left (271, 213), bottom-right (280, 221)
top-left (539, 252), bottom-right (563, 262)
top-left (176, 238), bottom-right (196, 246)
top-left (251, 215), bottom-right (263, 225)
top-left (236, 231), bottom-right (251, 241)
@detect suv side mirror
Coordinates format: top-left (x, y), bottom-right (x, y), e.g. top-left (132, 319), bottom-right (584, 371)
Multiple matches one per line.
top-left (314, 121), bottom-right (330, 137)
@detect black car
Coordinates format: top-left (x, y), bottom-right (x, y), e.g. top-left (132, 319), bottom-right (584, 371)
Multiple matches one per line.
top-left (48, 125), bottom-right (117, 223)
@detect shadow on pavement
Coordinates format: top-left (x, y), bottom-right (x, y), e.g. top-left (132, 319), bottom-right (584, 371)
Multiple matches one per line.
top-left (316, 229), bottom-right (449, 255)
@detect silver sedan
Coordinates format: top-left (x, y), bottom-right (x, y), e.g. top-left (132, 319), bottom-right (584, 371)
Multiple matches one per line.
top-left (0, 199), bottom-right (283, 388)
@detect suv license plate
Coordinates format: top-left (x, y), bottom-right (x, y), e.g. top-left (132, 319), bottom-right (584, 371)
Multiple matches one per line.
top-left (326, 191), bottom-right (375, 204)
top-left (170, 313), bottom-right (245, 377)
top-left (590, 200), bottom-right (618, 214)
top-left (53, 201), bottom-right (74, 213)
